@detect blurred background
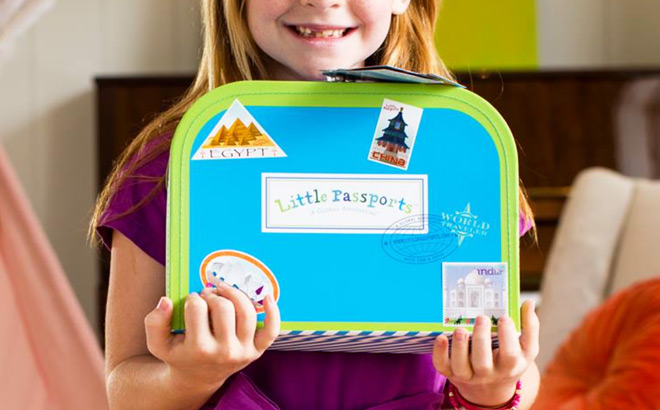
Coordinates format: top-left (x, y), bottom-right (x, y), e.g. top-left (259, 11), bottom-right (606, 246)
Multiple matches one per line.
top-left (2, 1), bottom-right (660, 406)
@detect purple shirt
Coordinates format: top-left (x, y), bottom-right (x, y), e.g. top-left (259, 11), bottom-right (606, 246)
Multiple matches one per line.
top-left (98, 134), bottom-right (531, 410)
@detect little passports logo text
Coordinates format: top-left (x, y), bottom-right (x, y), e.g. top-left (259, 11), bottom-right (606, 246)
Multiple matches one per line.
top-left (273, 188), bottom-right (414, 214)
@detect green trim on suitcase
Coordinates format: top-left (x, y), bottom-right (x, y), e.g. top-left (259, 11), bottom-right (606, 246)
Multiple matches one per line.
top-left (167, 80), bottom-right (520, 332)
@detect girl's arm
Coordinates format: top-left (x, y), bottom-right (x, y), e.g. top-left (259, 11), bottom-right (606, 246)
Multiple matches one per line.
top-left (516, 359), bottom-right (540, 410)
top-left (105, 231), bottom-right (216, 410)
top-left (106, 355), bottom-right (220, 410)
top-left (105, 231), bottom-right (280, 410)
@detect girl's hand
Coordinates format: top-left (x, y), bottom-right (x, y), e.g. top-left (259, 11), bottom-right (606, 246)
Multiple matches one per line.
top-left (432, 300), bottom-right (539, 407)
top-left (143, 284), bottom-right (281, 393)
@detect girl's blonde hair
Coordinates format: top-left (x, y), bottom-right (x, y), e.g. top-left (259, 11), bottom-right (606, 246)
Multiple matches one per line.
top-left (90, 0), bottom-right (534, 242)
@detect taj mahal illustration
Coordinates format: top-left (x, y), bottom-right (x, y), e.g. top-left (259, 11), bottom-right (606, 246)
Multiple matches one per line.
top-left (444, 269), bottom-right (507, 320)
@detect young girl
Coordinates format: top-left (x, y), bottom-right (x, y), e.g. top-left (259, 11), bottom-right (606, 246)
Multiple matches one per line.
top-left (92, 0), bottom-right (540, 409)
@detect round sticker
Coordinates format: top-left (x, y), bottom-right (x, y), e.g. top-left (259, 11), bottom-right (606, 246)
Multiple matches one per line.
top-left (200, 250), bottom-right (279, 313)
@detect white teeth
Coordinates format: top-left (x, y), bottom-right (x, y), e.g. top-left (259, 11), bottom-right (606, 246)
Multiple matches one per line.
top-left (296, 26), bottom-right (313, 36)
top-left (294, 26), bottom-right (346, 38)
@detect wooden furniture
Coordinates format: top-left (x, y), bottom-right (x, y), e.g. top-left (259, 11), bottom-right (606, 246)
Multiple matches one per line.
top-left (95, 70), bottom-right (660, 338)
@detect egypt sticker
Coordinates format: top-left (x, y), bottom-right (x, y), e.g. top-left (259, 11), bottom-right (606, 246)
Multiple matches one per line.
top-left (192, 99), bottom-right (287, 160)
top-left (200, 250), bottom-right (280, 313)
top-left (367, 99), bottom-right (423, 170)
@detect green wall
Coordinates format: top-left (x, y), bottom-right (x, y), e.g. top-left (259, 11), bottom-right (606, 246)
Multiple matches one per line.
top-left (435, 0), bottom-right (538, 70)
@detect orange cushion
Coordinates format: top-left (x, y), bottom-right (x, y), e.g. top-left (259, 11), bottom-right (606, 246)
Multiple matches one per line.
top-left (532, 278), bottom-right (660, 410)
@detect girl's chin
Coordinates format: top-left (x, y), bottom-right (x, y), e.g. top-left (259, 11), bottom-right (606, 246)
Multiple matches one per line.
top-left (297, 69), bottom-right (330, 81)
top-left (268, 58), bottom-right (359, 81)
top-left (277, 66), bottom-right (331, 81)
top-left (293, 62), bottom-right (358, 81)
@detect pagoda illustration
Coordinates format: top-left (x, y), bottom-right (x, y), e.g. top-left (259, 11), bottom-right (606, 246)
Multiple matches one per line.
top-left (203, 118), bottom-right (274, 148)
top-left (375, 108), bottom-right (410, 154)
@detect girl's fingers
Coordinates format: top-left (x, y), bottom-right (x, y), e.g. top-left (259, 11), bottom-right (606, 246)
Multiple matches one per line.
top-left (212, 283), bottom-right (258, 343)
top-left (432, 335), bottom-right (453, 377)
top-left (200, 288), bottom-right (237, 344)
top-left (144, 296), bottom-right (174, 358)
top-left (450, 328), bottom-right (473, 381)
top-left (495, 314), bottom-right (521, 368)
top-left (520, 300), bottom-right (540, 361)
top-left (470, 316), bottom-right (494, 376)
top-left (254, 294), bottom-right (281, 352)
top-left (183, 293), bottom-right (214, 347)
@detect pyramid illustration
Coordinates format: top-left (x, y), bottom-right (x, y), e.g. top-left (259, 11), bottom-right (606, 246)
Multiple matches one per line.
top-left (203, 119), bottom-right (276, 148)
top-left (193, 99), bottom-right (286, 159)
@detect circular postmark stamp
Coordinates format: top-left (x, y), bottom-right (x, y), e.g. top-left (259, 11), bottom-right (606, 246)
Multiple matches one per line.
top-left (381, 214), bottom-right (458, 264)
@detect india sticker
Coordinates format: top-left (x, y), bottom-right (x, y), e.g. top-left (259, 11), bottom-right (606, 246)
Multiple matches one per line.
top-left (442, 262), bottom-right (508, 327)
top-left (192, 99), bottom-right (287, 160)
top-left (367, 99), bottom-right (423, 170)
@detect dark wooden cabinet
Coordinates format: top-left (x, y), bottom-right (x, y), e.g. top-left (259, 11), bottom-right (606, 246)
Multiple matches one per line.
top-left (96, 77), bottom-right (194, 346)
top-left (97, 77), bottom-right (193, 182)
top-left (95, 70), bottom-right (660, 338)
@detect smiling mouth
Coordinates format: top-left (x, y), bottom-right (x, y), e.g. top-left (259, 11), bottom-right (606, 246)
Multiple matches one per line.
top-left (286, 25), bottom-right (355, 39)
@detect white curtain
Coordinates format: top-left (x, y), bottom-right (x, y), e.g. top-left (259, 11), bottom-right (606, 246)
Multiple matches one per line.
top-left (0, 0), bottom-right (54, 60)
top-left (0, 146), bottom-right (108, 409)
top-left (0, 2), bottom-right (108, 408)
